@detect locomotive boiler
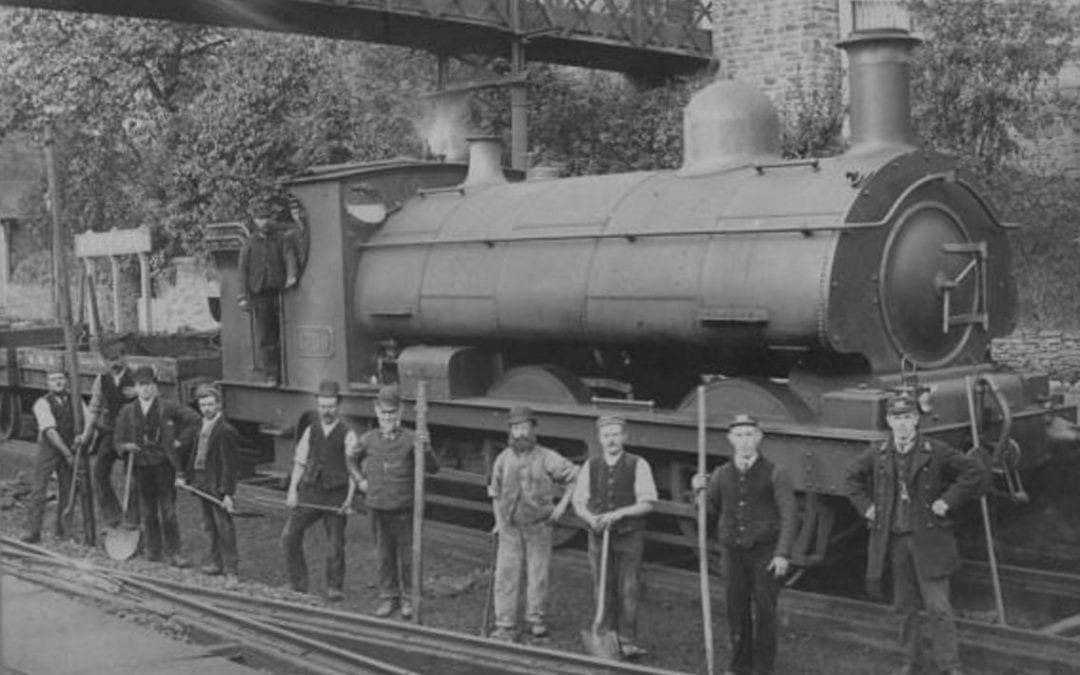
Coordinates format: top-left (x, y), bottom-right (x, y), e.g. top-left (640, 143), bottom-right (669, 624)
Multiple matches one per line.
top-left (210, 27), bottom-right (1073, 567)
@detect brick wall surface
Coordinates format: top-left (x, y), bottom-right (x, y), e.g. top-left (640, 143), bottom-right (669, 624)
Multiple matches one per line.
top-left (713, 0), bottom-right (842, 116)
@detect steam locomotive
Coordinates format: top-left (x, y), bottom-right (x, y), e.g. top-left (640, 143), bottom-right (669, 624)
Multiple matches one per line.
top-left (208, 28), bottom-right (1074, 566)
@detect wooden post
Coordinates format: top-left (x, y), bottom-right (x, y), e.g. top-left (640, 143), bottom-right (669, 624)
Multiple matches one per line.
top-left (137, 251), bottom-right (151, 332)
top-left (696, 385), bottom-right (715, 675)
top-left (44, 120), bottom-right (94, 545)
top-left (411, 380), bottom-right (428, 624)
top-left (109, 255), bottom-right (121, 332)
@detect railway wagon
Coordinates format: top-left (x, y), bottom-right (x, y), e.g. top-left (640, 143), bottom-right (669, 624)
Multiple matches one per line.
top-left (208, 27), bottom-right (1075, 566)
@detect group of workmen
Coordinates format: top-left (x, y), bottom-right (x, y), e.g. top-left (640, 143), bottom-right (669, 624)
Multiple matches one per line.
top-left (20, 348), bottom-right (981, 675)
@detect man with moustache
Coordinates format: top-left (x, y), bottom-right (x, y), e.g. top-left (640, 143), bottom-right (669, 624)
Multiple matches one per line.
top-left (281, 380), bottom-right (359, 601)
top-left (692, 414), bottom-right (796, 675)
top-left (114, 365), bottom-right (200, 566)
top-left (176, 384), bottom-right (241, 589)
top-left (487, 405), bottom-right (578, 642)
top-left (845, 393), bottom-right (983, 675)
top-left (21, 366), bottom-right (86, 543)
top-left (572, 415), bottom-right (658, 659)
top-left (80, 340), bottom-right (136, 528)
top-left (347, 384), bottom-right (439, 619)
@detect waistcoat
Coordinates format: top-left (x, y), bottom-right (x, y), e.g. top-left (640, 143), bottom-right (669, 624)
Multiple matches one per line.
top-left (98, 370), bottom-right (135, 430)
top-left (587, 453), bottom-right (645, 534)
top-left (302, 422), bottom-right (350, 491)
top-left (715, 457), bottom-right (782, 549)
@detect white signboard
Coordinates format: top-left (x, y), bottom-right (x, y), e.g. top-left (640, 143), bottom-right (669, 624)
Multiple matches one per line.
top-left (74, 226), bottom-right (152, 257)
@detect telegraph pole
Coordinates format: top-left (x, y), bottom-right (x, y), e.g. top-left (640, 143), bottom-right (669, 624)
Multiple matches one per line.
top-left (43, 119), bottom-right (94, 545)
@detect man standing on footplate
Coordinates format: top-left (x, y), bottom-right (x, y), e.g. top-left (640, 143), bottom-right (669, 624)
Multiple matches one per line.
top-left (845, 393), bottom-right (984, 675)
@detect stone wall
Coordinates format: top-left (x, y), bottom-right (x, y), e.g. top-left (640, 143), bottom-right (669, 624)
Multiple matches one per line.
top-left (712, 0), bottom-right (842, 115)
top-left (992, 331), bottom-right (1080, 385)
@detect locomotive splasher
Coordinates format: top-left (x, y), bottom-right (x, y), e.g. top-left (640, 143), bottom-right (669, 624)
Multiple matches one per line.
top-left (213, 27), bottom-right (1076, 568)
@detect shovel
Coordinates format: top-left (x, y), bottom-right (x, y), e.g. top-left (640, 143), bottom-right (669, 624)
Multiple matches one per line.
top-left (478, 530), bottom-right (498, 636)
top-left (177, 483), bottom-right (261, 518)
top-left (105, 452), bottom-right (140, 561)
top-left (581, 525), bottom-right (621, 660)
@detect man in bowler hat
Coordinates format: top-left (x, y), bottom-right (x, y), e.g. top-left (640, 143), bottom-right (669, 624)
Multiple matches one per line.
top-left (281, 380), bottom-right (359, 601)
top-left (347, 384), bottom-right (439, 619)
top-left (692, 413), bottom-right (796, 675)
top-left (845, 393), bottom-right (984, 675)
top-left (487, 405), bottom-right (578, 642)
top-left (114, 365), bottom-right (201, 566)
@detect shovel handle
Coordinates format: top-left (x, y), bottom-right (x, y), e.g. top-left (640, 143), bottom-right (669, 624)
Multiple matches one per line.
top-left (593, 525), bottom-right (611, 630)
top-left (120, 451), bottom-right (135, 519)
top-left (178, 482), bottom-right (227, 510)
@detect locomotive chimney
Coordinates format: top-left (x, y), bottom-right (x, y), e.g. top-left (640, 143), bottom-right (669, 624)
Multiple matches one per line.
top-left (463, 136), bottom-right (508, 187)
top-left (837, 27), bottom-right (922, 155)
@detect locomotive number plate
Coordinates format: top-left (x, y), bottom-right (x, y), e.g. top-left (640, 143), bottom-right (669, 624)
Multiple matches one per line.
top-left (297, 325), bottom-right (334, 358)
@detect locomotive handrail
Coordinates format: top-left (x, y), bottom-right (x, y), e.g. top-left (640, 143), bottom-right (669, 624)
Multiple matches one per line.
top-left (353, 220), bottom-right (864, 250)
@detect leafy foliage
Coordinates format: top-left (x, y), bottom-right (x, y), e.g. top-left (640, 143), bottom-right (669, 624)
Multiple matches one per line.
top-left (908, 0), bottom-right (1078, 175)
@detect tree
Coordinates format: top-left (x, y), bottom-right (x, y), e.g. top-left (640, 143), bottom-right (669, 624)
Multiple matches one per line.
top-left (908, 0), bottom-right (1078, 175)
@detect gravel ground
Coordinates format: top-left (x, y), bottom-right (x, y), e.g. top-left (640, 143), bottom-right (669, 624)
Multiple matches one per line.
top-left (0, 438), bottom-right (909, 674)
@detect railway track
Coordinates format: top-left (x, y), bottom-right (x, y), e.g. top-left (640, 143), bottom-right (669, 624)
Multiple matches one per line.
top-left (1, 537), bottom-right (685, 675)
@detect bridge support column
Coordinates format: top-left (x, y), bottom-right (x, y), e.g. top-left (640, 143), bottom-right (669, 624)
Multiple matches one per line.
top-left (509, 0), bottom-right (527, 172)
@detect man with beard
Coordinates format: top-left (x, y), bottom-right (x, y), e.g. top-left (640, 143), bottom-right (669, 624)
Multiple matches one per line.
top-left (692, 414), bottom-right (796, 675)
top-left (21, 366), bottom-right (86, 542)
top-left (486, 405), bottom-right (578, 642)
top-left (572, 415), bottom-right (658, 659)
top-left (80, 340), bottom-right (136, 528)
top-left (176, 384), bottom-right (241, 589)
top-left (281, 380), bottom-right (359, 601)
top-left (347, 384), bottom-right (438, 619)
top-left (114, 365), bottom-right (200, 566)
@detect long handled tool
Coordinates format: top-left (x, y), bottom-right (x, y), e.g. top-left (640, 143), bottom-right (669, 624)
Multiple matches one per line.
top-left (581, 526), bottom-right (620, 660)
top-left (965, 375), bottom-right (1007, 626)
top-left (177, 483), bottom-right (262, 518)
top-left (696, 385), bottom-right (716, 675)
top-left (105, 452), bottom-right (140, 560)
top-left (478, 530), bottom-right (498, 637)
top-left (63, 428), bottom-right (98, 546)
top-left (411, 380), bottom-right (429, 624)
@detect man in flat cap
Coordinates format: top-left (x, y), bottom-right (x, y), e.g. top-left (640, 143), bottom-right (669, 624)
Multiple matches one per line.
top-left (845, 393), bottom-right (984, 675)
top-left (80, 339), bottom-right (137, 528)
top-left (281, 380), bottom-right (360, 601)
top-left (487, 405), bottom-right (578, 642)
top-left (114, 365), bottom-right (201, 566)
top-left (692, 413), bottom-right (796, 675)
top-left (176, 384), bottom-right (241, 589)
top-left (347, 384), bottom-right (439, 619)
top-left (572, 415), bottom-right (657, 659)
top-left (237, 199), bottom-right (299, 386)
top-left (21, 365), bottom-right (87, 543)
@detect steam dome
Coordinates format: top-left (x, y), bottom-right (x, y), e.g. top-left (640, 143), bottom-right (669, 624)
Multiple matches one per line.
top-left (680, 80), bottom-right (780, 176)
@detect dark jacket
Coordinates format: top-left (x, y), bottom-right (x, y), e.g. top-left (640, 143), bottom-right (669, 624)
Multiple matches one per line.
top-left (357, 427), bottom-right (439, 511)
top-left (704, 455), bottom-right (797, 557)
top-left (845, 434), bottom-right (985, 595)
top-left (238, 228), bottom-right (298, 298)
top-left (114, 397), bottom-right (200, 470)
top-left (183, 417), bottom-right (240, 498)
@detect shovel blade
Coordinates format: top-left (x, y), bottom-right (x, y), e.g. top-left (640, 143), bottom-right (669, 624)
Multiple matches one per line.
top-left (581, 627), bottom-right (621, 661)
top-left (104, 526), bottom-right (140, 561)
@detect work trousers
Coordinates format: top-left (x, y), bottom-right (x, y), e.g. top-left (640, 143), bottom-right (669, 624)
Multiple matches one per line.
top-left (134, 462), bottom-right (182, 560)
top-left (250, 292), bottom-right (280, 379)
top-left (587, 528), bottom-right (644, 645)
top-left (493, 520), bottom-right (553, 630)
top-left (24, 445), bottom-right (73, 538)
top-left (891, 533), bottom-right (961, 671)
top-left (723, 542), bottom-right (781, 675)
top-left (371, 508), bottom-right (414, 601)
top-left (280, 489), bottom-right (348, 593)
top-left (92, 431), bottom-right (138, 527)
top-left (199, 498), bottom-right (239, 575)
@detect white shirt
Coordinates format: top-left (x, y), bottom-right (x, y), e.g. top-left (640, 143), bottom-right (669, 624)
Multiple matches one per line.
top-left (293, 419), bottom-right (360, 466)
top-left (735, 453), bottom-right (759, 473)
top-left (32, 395), bottom-right (89, 438)
top-left (139, 397), bottom-right (155, 415)
top-left (571, 450), bottom-right (658, 513)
